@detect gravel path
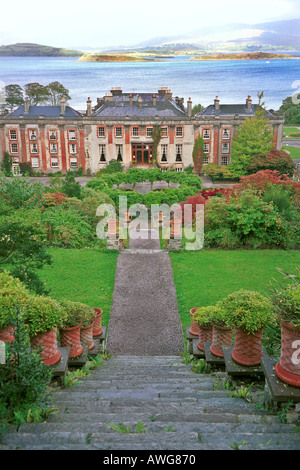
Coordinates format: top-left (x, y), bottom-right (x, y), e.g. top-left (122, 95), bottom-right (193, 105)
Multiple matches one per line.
top-left (105, 229), bottom-right (184, 356)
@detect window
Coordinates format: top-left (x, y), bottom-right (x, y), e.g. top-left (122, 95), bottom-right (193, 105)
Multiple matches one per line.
top-left (222, 142), bottom-right (229, 154)
top-left (175, 167), bottom-right (183, 172)
top-left (203, 143), bottom-right (210, 154)
top-left (222, 128), bottom-right (230, 139)
top-left (202, 156), bottom-right (209, 165)
top-left (51, 157), bottom-right (58, 168)
top-left (10, 143), bottom-right (18, 154)
top-left (146, 127), bottom-right (153, 137)
top-left (49, 130), bottom-right (57, 140)
top-left (203, 129), bottom-right (210, 140)
top-left (116, 145), bottom-right (123, 162)
top-left (176, 144), bottom-right (183, 162)
top-left (161, 126), bottom-right (168, 138)
top-left (31, 157), bottom-right (39, 168)
top-left (12, 157), bottom-right (19, 164)
top-left (50, 143), bottom-right (58, 154)
top-left (115, 127), bottom-right (123, 138)
top-left (30, 143), bottom-right (38, 154)
top-left (99, 144), bottom-right (106, 162)
top-left (29, 129), bottom-right (37, 140)
top-left (161, 144), bottom-right (168, 162)
top-left (132, 126), bottom-right (139, 137)
top-left (9, 129), bottom-right (17, 140)
top-left (68, 130), bottom-right (76, 141)
top-left (176, 126), bottom-right (183, 137)
top-left (98, 126), bottom-right (106, 138)
top-left (70, 158), bottom-right (78, 168)
top-left (221, 156), bottom-right (229, 165)
top-left (69, 143), bottom-right (77, 154)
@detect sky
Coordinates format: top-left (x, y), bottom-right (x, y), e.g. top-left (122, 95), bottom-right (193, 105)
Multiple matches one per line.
top-left (0, 0), bottom-right (300, 49)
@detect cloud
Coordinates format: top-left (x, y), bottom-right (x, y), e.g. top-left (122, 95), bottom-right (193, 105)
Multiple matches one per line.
top-left (0, 0), bottom-right (299, 47)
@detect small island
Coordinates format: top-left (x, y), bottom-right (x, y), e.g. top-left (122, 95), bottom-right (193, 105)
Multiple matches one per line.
top-left (77, 53), bottom-right (155, 62)
top-left (189, 52), bottom-right (300, 61)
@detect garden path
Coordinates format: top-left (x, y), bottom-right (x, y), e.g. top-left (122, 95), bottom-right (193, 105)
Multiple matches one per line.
top-left (105, 228), bottom-right (184, 356)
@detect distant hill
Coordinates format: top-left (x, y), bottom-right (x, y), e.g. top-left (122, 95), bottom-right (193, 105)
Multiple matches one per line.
top-left (0, 43), bottom-right (83, 57)
top-left (125, 18), bottom-right (300, 52)
top-left (190, 52), bottom-right (300, 61)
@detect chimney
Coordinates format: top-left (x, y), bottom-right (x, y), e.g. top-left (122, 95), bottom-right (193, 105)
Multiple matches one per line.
top-left (164, 89), bottom-right (172, 101)
top-left (110, 87), bottom-right (122, 96)
top-left (246, 95), bottom-right (252, 110)
top-left (60, 96), bottom-right (66, 115)
top-left (138, 96), bottom-right (142, 109)
top-left (24, 97), bottom-right (30, 114)
top-left (86, 97), bottom-right (92, 117)
top-left (153, 93), bottom-right (156, 106)
top-left (187, 97), bottom-right (192, 118)
top-left (129, 93), bottom-right (133, 106)
top-left (214, 96), bottom-right (220, 112)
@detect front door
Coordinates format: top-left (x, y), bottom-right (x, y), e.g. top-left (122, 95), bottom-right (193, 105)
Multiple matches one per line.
top-left (132, 144), bottom-right (153, 165)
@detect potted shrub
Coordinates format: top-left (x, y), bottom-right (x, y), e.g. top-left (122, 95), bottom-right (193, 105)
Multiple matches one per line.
top-left (92, 308), bottom-right (103, 337)
top-left (193, 306), bottom-right (214, 351)
top-left (209, 305), bottom-right (233, 357)
top-left (272, 282), bottom-right (300, 387)
top-left (23, 295), bottom-right (67, 366)
top-left (78, 304), bottom-right (97, 350)
top-left (189, 308), bottom-right (201, 336)
top-left (58, 300), bottom-right (84, 358)
top-left (0, 272), bottom-right (30, 343)
top-left (220, 289), bottom-right (274, 366)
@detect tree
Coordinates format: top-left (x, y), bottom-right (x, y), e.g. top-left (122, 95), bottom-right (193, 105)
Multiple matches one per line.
top-left (5, 84), bottom-right (24, 112)
top-left (24, 83), bottom-right (50, 105)
top-left (62, 171), bottom-right (82, 198)
top-left (230, 92), bottom-right (274, 177)
top-left (1, 152), bottom-right (12, 176)
top-left (192, 103), bottom-right (204, 116)
top-left (46, 81), bottom-right (71, 106)
top-left (279, 96), bottom-right (300, 124)
top-left (192, 135), bottom-right (205, 175)
top-left (151, 123), bottom-right (163, 166)
top-left (0, 220), bottom-right (52, 295)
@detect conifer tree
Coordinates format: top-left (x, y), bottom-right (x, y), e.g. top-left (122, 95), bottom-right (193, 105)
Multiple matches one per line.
top-left (230, 92), bottom-right (274, 177)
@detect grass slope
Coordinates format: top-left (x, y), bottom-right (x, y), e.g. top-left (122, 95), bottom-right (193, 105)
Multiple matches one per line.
top-left (170, 249), bottom-right (300, 332)
top-left (38, 248), bottom-right (118, 327)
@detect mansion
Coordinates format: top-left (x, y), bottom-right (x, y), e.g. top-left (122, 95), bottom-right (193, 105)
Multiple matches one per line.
top-left (0, 87), bottom-right (284, 174)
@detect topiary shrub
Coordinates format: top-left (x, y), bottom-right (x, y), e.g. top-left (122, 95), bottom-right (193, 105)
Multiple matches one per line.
top-left (219, 289), bottom-right (274, 334)
top-left (0, 272), bottom-right (30, 330)
top-left (23, 295), bottom-right (67, 337)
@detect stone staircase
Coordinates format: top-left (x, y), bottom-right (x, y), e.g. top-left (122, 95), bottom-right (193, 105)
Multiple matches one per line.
top-left (1, 356), bottom-right (299, 450)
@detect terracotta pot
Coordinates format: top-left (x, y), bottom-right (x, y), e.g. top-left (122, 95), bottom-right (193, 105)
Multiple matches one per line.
top-left (30, 328), bottom-right (61, 366)
top-left (80, 323), bottom-right (94, 350)
top-left (197, 325), bottom-right (213, 351)
top-left (231, 327), bottom-right (264, 366)
top-left (59, 323), bottom-right (83, 358)
top-left (275, 320), bottom-right (300, 388)
top-left (0, 326), bottom-right (15, 344)
top-left (92, 308), bottom-right (103, 337)
top-left (107, 219), bottom-right (118, 237)
top-left (171, 218), bottom-right (181, 237)
top-left (189, 308), bottom-right (200, 336)
top-left (210, 324), bottom-right (233, 357)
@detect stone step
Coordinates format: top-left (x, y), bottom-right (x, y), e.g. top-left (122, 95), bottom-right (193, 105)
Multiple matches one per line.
top-left (2, 429), bottom-right (299, 451)
top-left (47, 410), bottom-right (282, 425)
top-left (17, 421), bottom-right (297, 435)
top-left (51, 388), bottom-right (230, 401)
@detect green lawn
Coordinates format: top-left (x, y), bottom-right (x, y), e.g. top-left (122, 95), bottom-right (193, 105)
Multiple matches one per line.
top-left (282, 145), bottom-right (300, 159)
top-left (38, 248), bottom-right (118, 327)
top-left (283, 126), bottom-right (300, 139)
top-left (170, 250), bottom-right (300, 332)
